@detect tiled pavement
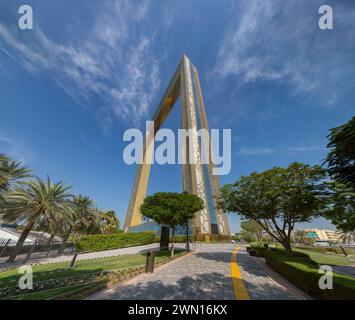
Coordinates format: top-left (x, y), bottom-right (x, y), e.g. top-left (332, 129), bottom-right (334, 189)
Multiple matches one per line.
top-left (236, 249), bottom-right (310, 300)
top-left (89, 244), bottom-right (310, 300)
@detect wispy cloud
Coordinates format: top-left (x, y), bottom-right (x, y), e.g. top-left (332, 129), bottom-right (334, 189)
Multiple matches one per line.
top-left (238, 145), bottom-right (327, 156)
top-left (214, 0), bottom-right (355, 106)
top-left (0, 136), bottom-right (35, 164)
top-left (0, 1), bottom-right (160, 127)
top-left (239, 147), bottom-right (273, 156)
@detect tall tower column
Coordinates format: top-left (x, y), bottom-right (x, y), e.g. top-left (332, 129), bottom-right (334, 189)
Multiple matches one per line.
top-left (123, 55), bottom-right (230, 239)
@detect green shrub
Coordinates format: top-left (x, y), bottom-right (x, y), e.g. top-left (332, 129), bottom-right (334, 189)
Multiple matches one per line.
top-left (76, 231), bottom-right (156, 252)
top-left (263, 249), bottom-right (355, 300)
top-left (250, 243), bottom-right (313, 260)
top-left (250, 244), bottom-right (267, 257)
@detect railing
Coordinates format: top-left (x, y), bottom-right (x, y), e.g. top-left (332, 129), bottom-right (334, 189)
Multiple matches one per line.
top-left (0, 237), bottom-right (75, 267)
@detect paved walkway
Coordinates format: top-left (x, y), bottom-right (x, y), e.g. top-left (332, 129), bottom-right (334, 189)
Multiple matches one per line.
top-left (89, 244), bottom-right (309, 300)
top-left (236, 248), bottom-right (309, 300)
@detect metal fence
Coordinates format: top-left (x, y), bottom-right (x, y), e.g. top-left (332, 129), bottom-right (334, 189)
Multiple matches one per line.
top-left (0, 237), bottom-right (75, 267)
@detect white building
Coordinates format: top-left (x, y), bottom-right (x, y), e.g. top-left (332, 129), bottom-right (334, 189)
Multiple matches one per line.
top-left (0, 226), bottom-right (36, 245)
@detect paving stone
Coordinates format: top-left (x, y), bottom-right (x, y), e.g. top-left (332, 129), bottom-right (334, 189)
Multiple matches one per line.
top-left (89, 244), bottom-right (309, 301)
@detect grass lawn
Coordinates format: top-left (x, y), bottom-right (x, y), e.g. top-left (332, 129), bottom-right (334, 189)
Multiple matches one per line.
top-left (269, 243), bottom-right (354, 267)
top-left (3, 283), bottom-right (97, 300)
top-left (0, 250), bottom-right (184, 291)
top-left (294, 248), bottom-right (353, 267)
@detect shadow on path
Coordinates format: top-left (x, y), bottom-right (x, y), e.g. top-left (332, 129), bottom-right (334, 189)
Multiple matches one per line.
top-left (92, 271), bottom-right (233, 300)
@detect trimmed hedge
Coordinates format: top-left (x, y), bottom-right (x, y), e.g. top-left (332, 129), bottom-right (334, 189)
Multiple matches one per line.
top-left (76, 231), bottom-right (156, 252)
top-left (263, 248), bottom-right (355, 300)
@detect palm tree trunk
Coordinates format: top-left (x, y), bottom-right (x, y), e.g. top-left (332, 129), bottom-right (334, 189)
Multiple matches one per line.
top-left (58, 227), bottom-right (72, 255)
top-left (7, 215), bottom-right (38, 262)
top-left (46, 234), bottom-right (55, 246)
top-left (171, 226), bottom-right (175, 258)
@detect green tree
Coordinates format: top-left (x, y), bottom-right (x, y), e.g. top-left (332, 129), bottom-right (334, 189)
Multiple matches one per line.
top-left (141, 192), bottom-right (204, 257)
top-left (293, 230), bottom-right (315, 246)
top-left (322, 181), bottom-right (355, 232)
top-left (324, 116), bottom-right (355, 189)
top-left (99, 210), bottom-right (120, 234)
top-left (232, 233), bottom-right (241, 242)
top-left (240, 230), bottom-right (254, 243)
top-left (58, 195), bottom-right (99, 254)
top-left (34, 205), bottom-right (71, 246)
top-left (241, 220), bottom-right (264, 242)
top-left (1, 177), bottom-right (72, 262)
top-left (220, 162), bottom-right (326, 255)
top-left (339, 231), bottom-right (355, 244)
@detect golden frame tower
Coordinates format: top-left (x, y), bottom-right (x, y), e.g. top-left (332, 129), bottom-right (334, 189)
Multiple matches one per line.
top-left (123, 55), bottom-right (230, 239)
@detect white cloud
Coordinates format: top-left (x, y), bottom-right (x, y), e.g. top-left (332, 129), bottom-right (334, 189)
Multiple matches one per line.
top-left (0, 136), bottom-right (35, 164)
top-left (239, 147), bottom-right (273, 155)
top-left (214, 0), bottom-right (355, 106)
top-left (238, 145), bottom-right (327, 156)
top-left (286, 146), bottom-right (327, 152)
top-left (0, 0), bottom-right (160, 127)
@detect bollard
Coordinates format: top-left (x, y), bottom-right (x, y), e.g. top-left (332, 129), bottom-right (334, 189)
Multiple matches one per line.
top-left (160, 226), bottom-right (169, 251)
top-left (185, 240), bottom-right (190, 253)
top-left (145, 251), bottom-right (155, 273)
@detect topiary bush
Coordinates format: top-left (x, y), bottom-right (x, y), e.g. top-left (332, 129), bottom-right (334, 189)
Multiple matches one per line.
top-left (76, 231), bottom-right (156, 252)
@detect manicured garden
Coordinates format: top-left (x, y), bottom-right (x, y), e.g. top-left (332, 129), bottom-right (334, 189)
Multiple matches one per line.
top-left (250, 244), bottom-right (355, 300)
top-left (0, 249), bottom-right (185, 300)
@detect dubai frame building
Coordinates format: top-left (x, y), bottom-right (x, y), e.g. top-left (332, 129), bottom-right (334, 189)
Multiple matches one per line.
top-left (123, 55), bottom-right (230, 240)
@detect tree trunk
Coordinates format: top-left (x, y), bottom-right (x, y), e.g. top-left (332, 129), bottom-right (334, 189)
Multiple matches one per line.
top-left (282, 239), bottom-right (293, 256)
top-left (7, 215), bottom-right (38, 262)
top-left (46, 234), bottom-right (55, 247)
top-left (58, 228), bottom-right (72, 255)
top-left (171, 226), bottom-right (175, 258)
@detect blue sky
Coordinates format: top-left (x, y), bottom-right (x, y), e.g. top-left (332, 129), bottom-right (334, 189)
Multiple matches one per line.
top-left (0, 0), bottom-right (354, 233)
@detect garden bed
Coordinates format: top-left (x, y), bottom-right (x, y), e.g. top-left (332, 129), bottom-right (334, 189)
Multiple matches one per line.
top-left (0, 249), bottom-right (186, 300)
top-left (251, 246), bottom-right (355, 300)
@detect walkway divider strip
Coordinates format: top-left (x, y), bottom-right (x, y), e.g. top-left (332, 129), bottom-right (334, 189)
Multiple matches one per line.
top-left (230, 246), bottom-right (250, 300)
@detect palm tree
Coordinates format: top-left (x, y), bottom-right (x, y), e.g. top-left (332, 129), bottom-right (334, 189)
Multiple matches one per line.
top-left (58, 195), bottom-right (99, 254)
top-left (98, 210), bottom-right (120, 234)
top-left (0, 154), bottom-right (32, 192)
top-left (339, 231), bottom-right (355, 244)
top-left (2, 176), bottom-right (72, 262)
top-left (34, 207), bottom-right (71, 246)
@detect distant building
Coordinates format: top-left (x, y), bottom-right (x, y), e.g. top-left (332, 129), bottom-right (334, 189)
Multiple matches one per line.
top-left (304, 228), bottom-right (343, 243)
top-left (0, 225), bottom-right (35, 244)
top-left (0, 225), bottom-right (60, 245)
